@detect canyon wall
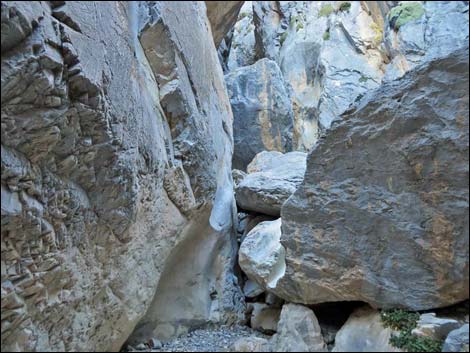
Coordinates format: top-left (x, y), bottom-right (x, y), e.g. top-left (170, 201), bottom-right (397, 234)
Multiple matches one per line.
top-left (1, 1), bottom-right (242, 351)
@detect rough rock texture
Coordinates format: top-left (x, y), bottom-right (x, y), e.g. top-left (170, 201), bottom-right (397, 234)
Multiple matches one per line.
top-left (443, 324), bottom-right (470, 353)
top-left (1, 1), bottom-right (243, 351)
top-left (332, 307), bottom-right (400, 352)
top-left (235, 151), bottom-right (306, 216)
top-left (205, 1), bottom-right (244, 48)
top-left (278, 47), bottom-right (470, 310)
top-left (239, 219), bottom-right (286, 291)
top-left (272, 303), bottom-right (327, 352)
top-left (225, 59), bottom-right (294, 171)
top-left (228, 1), bottom-right (469, 150)
top-left (249, 302), bottom-right (281, 333)
top-left (411, 313), bottom-right (460, 340)
top-left (384, 1), bottom-right (469, 81)
top-left (232, 336), bottom-right (270, 352)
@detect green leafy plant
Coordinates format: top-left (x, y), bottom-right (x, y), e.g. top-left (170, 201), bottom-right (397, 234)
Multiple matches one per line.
top-left (381, 309), bottom-right (443, 352)
top-left (318, 4), bottom-right (335, 18)
top-left (338, 2), bottom-right (352, 12)
top-left (388, 2), bottom-right (425, 30)
top-left (296, 22), bottom-right (304, 31)
top-left (279, 31), bottom-right (288, 46)
top-left (359, 75), bottom-right (369, 83)
top-left (323, 30), bottom-right (330, 41)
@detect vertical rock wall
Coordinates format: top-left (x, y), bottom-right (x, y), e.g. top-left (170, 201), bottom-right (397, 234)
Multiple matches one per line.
top-left (1, 1), bottom-right (242, 351)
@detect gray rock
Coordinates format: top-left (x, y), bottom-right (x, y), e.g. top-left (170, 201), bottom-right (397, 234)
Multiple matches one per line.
top-left (235, 151), bottom-right (306, 216)
top-left (411, 313), bottom-right (460, 340)
top-left (250, 303), bottom-right (281, 333)
top-left (226, 59), bottom-right (294, 171)
top-left (272, 303), bottom-right (326, 352)
top-left (1, 1), bottom-right (243, 351)
top-left (443, 324), bottom-right (470, 352)
top-left (243, 279), bottom-right (265, 299)
top-left (232, 336), bottom-right (271, 352)
top-left (278, 46), bottom-right (470, 310)
top-left (239, 219), bottom-right (286, 292)
top-left (332, 307), bottom-right (400, 352)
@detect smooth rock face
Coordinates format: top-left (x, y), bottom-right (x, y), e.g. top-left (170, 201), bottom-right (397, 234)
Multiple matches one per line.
top-left (235, 151), bottom-right (307, 216)
top-left (332, 307), bottom-right (400, 352)
top-left (239, 219), bottom-right (286, 291)
top-left (279, 47), bottom-right (470, 310)
top-left (205, 1), bottom-right (244, 47)
top-left (443, 324), bottom-right (470, 353)
top-left (226, 59), bottom-right (294, 171)
top-left (1, 1), bottom-right (242, 351)
top-left (411, 313), bottom-right (460, 340)
top-left (272, 303), bottom-right (326, 352)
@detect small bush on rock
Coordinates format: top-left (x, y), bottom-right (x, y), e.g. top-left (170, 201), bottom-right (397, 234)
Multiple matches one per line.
top-left (338, 2), bottom-right (352, 12)
top-left (318, 4), bottom-right (335, 18)
top-left (381, 309), bottom-right (443, 352)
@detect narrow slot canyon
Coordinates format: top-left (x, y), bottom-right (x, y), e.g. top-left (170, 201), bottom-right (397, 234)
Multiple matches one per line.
top-left (1, 1), bottom-right (469, 352)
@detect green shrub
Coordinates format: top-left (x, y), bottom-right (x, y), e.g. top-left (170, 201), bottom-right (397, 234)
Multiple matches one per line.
top-left (389, 2), bottom-right (425, 30)
top-left (338, 2), bottom-right (352, 12)
top-left (359, 75), bottom-right (369, 83)
top-left (323, 30), bottom-right (330, 41)
top-left (296, 22), bottom-right (304, 31)
top-left (381, 309), bottom-right (443, 352)
top-left (318, 4), bottom-right (335, 18)
top-left (279, 31), bottom-right (288, 46)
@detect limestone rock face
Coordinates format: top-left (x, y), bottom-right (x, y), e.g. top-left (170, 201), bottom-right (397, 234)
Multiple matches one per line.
top-left (205, 1), bottom-right (244, 48)
top-left (272, 303), bottom-right (327, 352)
top-left (443, 324), bottom-right (470, 353)
top-left (235, 151), bottom-right (306, 216)
top-left (278, 47), bottom-right (470, 310)
top-left (228, 1), bottom-right (469, 150)
top-left (1, 1), bottom-right (242, 351)
top-left (332, 307), bottom-right (401, 352)
top-left (225, 59), bottom-right (294, 171)
top-left (239, 219), bottom-right (285, 292)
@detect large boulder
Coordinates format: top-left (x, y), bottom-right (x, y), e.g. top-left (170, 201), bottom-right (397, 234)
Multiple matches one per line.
top-left (277, 47), bottom-right (470, 310)
top-left (239, 219), bottom-right (286, 291)
top-left (332, 307), bottom-right (400, 352)
top-left (226, 59), bottom-right (294, 171)
top-left (205, 1), bottom-right (244, 48)
top-left (249, 303), bottom-right (281, 333)
top-left (272, 303), bottom-right (327, 352)
top-left (1, 1), bottom-right (242, 351)
top-left (235, 151), bottom-right (307, 216)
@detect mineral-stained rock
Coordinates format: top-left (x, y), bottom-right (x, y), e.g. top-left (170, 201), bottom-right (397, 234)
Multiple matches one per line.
top-left (225, 59), bottom-right (294, 171)
top-left (411, 313), bottom-right (460, 340)
top-left (443, 324), bottom-right (470, 352)
top-left (1, 1), bottom-right (243, 351)
top-left (278, 46), bottom-right (470, 310)
top-left (272, 303), bottom-right (326, 352)
top-left (239, 219), bottom-right (286, 291)
top-left (205, 1), bottom-right (244, 48)
top-left (332, 307), bottom-right (400, 352)
top-left (235, 151), bottom-right (306, 216)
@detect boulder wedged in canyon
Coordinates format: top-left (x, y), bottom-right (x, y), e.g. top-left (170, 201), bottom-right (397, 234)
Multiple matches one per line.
top-left (225, 58), bottom-right (294, 171)
top-left (1, 1), bottom-right (242, 351)
top-left (205, 1), bottom-right (244, 48)
top-left (277, 46), bottom-right (470, 310)
top-left (239, 218), bottom-right (285, 292)
top-left (235, 151), bottom-right (306, 216)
